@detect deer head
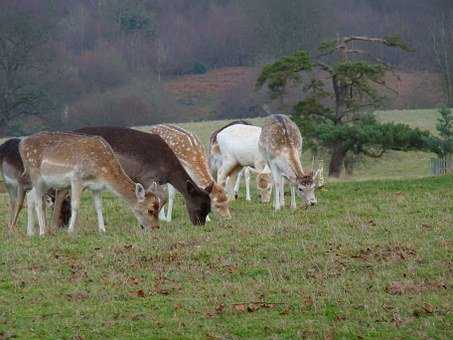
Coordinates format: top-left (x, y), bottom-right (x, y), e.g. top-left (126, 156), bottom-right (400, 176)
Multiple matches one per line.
top-left (133, 183), bottom-right (161, 230)
top-left (296, 160), bottom-right (323, 206)
top-left (205, 181), bottom-right (231, 218)
top-left (256, 171), bottom-right (273, 203)
top-left (186, 180), bottom-right (211, 225)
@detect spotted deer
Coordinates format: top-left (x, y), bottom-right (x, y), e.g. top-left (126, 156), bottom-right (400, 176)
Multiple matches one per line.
top-left (259, 114), bottom-right (321, 210)
top-left (209, 121), bottom-right (273, 203)
top-left (148, 124), bottom-right (230, 221)
top-left (0, 138), bottom-right (70, 230)
top-left (19, 132), bottom-right (160, 236)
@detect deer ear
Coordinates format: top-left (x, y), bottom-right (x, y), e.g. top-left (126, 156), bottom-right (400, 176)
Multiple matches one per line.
top-left (135, 183), bottom-right (146, 202)
top-left (204, 181), bottom-right (214, 194)
top-left (186, 180), bottom-right (197, 195)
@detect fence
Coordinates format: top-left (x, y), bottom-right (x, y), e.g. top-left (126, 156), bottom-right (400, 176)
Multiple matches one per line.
top-left (430, 158), bottom-right (453, 176)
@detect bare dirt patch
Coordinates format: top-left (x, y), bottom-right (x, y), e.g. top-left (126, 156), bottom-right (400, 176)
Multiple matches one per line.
top-left (351, 245), bottom-right (418, 263)
top-left (386, 280), bottom-right (448, 295)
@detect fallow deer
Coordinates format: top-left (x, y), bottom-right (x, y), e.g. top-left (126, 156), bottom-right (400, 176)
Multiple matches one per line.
top-left (148, 124), bottom-right (230, 221)
top-left (0, 138), bottom-right (70, 230)
top-left (20, 132), bottom-right (160, 235)
top-left (73, 127), bottom-right (211, 225)
top-left (209, 121), bottom-right (273, 203)
top-left (258, 114), bottom-right (321, 210)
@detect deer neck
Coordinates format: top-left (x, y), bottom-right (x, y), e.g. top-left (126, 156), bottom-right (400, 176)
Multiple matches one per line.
top-left (284, 147), bottom-right (305, 182)
top-left (105, 170), bottom-right (137, 205)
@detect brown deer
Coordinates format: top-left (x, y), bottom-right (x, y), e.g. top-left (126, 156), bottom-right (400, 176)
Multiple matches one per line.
top-left (0, 138), bottom-right (70, 230)
top-left (20, 132), bottom-right (160, 235)
top-left (71, 127), bottom-right (211, 226)
top-left (148, 124), bottom-right (230, 221)
top-left (259, 114), bottom-right (321, 210)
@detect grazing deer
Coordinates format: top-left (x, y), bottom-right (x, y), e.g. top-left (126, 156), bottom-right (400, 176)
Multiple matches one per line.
top-left (258, 114), bottom-right (321, 210)
top-left (0, 138), bottom-right (70, 230)
top-left (209, 121), bottom-right (273, 203)
top-left (20, 132), bottom-right (160, 235)
top-left (148, 124), bottom-right (230, 221)
top-left (208, 120), bottom-right (252, 180)
top-left (73, 127), bottom-right (211, 225)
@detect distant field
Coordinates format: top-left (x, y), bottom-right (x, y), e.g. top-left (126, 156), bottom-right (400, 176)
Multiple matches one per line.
top-left (137, 108), bottom-right (439, 181)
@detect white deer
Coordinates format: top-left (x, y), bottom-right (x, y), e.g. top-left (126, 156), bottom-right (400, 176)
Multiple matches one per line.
top-left (209, 122), bottom-right (273, 203)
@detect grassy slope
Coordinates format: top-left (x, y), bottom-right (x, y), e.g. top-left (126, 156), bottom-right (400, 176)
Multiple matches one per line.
top-left (0, 175), bottom-right (451, 338)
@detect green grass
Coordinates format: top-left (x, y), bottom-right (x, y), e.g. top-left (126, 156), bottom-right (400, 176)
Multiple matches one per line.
top-left (1, 108), bottom-right (451, 338)
top-left (0, 175), bottom-right (452, 338)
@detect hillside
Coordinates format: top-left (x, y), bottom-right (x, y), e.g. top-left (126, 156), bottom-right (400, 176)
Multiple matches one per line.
top-left (160, 67), bottom-right (444, 123)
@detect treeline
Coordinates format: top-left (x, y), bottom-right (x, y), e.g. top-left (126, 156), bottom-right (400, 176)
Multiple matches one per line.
top-left (0, 0), bottom-right (452, 136)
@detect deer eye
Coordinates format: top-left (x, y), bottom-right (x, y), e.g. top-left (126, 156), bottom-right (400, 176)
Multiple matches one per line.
top-left (148, 209), bottom-right (154, 215)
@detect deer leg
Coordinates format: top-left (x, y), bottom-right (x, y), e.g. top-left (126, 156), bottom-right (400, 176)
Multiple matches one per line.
top-left (92, 191), bottom-right (106, 233)
top-left (68, 181), bottom-right (82, 233)
top-left (290, 184), bottom-right (297, 209)
top-left (26, 190), bottom-right (36, 236)
top-left (165, 184), bottom-right (176, 222)
top-left (10, 185), bottom-right (25, 230)
top-left (269, 163), bottom-right (282, 210)
top-left (51, 189), bottom-right (66, 229)
top-left (225, 166), bottom-right (241, 200)
top-left (217, 158), bottom-right (236, 189)
top-left (280, 175), bottom-right (285, 208)
top-left (244, 167), bottom-right (251, 201)
top-left (5, 183), bottom-right (17, 229)
top-left (233, 168), bottom-right (243, 199)
top-left (33, 186), bottom-right (47, 236)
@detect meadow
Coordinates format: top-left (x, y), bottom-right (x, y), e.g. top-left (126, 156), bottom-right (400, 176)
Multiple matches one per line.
top-left (0, 109), bottom-right (452, 338)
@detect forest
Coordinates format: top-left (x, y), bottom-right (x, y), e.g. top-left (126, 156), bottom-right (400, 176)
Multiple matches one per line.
top-left (1, 0), bottom-right (452, 136)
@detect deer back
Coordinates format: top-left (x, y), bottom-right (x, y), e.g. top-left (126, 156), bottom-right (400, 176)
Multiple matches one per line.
top-left (259, 114), bottom-right (304, 180)
top-left (149, 124), bottom-right (213, 189)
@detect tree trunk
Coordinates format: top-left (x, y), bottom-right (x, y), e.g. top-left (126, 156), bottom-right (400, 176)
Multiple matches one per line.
top-left (329, 145), bottom-right (347, 178)
top-left (343, 152), bottom-right (354, 176)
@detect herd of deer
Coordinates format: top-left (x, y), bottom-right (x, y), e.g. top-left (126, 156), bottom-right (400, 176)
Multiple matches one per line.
top-left (0, 114), bottom-right (324, 236)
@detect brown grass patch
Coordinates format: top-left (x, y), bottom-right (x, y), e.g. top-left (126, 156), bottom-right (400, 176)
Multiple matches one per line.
top-left (165, 67), bottom-right (257, 96)
top-left (351, 245), bottom-right (418, 262)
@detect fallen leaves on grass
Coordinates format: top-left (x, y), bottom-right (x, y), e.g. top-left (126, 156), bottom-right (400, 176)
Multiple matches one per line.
top-left (352, 245), bottom-right (417, 263)
top-left (127, 276), bottom-right (140, 285)
top-left (66, 292), bottom-right (89, 302)
top-left (391, 312), bottom-right (403, 327)
top-left (386, 281), bottom-right (447, 295)
top-left (413, 303), bottom-right (435, 317)
top-left (130, 289), bottom-right (145, 298)
top-left (207, 302), bottom-right (282, 317)
top-left (233, 302), bottom-right (278, 313)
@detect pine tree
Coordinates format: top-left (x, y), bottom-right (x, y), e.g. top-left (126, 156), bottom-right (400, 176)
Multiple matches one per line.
top-left (257, 35), bottom-right (431, 177)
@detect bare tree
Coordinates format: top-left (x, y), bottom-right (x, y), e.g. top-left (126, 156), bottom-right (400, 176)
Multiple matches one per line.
top-left (431, 10), bottom-right (453, 105)
top-left (0, 8), bottom-right (53, 135)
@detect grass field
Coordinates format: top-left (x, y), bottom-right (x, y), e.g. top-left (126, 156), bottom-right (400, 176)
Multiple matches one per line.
top-left (0, 109), bottom-right (452, 338)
